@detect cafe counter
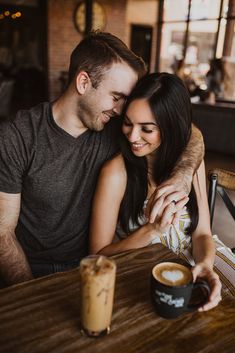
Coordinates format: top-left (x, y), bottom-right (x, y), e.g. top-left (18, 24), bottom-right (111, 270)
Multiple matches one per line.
top-left (192, 102), bottom-right (235, 156)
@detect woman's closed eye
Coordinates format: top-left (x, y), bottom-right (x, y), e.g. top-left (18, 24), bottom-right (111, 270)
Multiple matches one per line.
top-left (142, 127), bottom-right (154, 133)
top-left (123, 120), bottom-right (157, 133)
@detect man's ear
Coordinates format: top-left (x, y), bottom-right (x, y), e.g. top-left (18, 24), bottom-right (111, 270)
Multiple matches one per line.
top-left (75, 71), bottom-right (91, 95)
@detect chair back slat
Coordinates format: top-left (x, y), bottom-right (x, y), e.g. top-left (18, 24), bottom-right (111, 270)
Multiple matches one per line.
top-left (208, 168), bottom-right (235, 226)
top-left (211, 168), bottom-right (235, 191)
top-left (208, 173), bottom-right (218, 225)
top-left (217, 186), bottom-right (235, 220)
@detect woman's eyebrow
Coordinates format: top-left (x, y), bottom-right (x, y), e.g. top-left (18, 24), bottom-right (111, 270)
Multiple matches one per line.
top-left (124, 114), bottom-right (157, 126)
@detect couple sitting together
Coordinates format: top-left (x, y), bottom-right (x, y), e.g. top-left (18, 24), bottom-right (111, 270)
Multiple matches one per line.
top-left (0, 32), bottom-right (234, 313)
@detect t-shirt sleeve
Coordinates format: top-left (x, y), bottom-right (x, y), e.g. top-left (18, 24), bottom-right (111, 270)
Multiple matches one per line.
top-left (105, 118), bottom-right (121, 157)
top-left (0, 120), bottom-right (29, 193)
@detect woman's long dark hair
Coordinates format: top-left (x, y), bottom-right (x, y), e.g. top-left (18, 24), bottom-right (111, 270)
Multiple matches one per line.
top-left (119, 72), bottom-right (198, 235)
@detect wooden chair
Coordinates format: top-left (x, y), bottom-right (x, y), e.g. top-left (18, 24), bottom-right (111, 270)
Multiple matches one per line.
top-left (208, 168), bottom-right (235, 252)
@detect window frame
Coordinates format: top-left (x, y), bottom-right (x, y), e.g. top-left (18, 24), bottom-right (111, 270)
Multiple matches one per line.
top-left (156, 0), bottom-right (235, 71)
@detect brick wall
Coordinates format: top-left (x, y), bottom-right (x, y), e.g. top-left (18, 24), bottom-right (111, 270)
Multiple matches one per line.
top-left (48, 0), bottom-right (128, 100)
top-left (103, 0), bottom-right (128, 43)
top-left (48, 0), bottom-right (82, 100)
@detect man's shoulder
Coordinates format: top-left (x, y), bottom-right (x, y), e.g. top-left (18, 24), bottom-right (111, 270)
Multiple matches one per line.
top-left (0, 102), bottom-right (52, 157)
top-left (13, 102), bottom-right (50, 128)
top-left (1, 101), bottom-right (49, 128)
top-left (0, 102), bottom-right (50, 142)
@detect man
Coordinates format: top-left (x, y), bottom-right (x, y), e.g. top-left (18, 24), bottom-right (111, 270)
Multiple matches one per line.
top-left (0, 32), bottom-right (204, 285)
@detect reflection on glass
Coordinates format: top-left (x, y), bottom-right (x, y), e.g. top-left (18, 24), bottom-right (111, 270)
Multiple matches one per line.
top-left (188, 20), bottom-right (217, 61)
top-left (186, 21), bottom-right (217, 85)
top-left (224, 59), bottom-right (235, 100)
top-left (159, 0), bottom-right (235, 101)
top-left (230, 23), bottom-right (235, 57)
top-left (223, 19), bottom-right (235, 100)
top-left (160, 22), bottom-right (187, 72)
top-left (216, 18), bottom-right (227, 57)
top-left (163, 0), bottom-right (188, 21)
top-left (190, 0), bottom-right (221, 20)
top-left (222, 0), bottom-right (229, 18)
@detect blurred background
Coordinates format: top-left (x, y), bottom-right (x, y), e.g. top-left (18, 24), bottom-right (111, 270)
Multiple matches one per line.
top-left (0, 0), bottom-right (234, 246)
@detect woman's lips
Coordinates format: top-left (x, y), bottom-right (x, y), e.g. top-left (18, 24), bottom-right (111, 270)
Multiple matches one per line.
top-left (131, 142), bottom-right (148, 152)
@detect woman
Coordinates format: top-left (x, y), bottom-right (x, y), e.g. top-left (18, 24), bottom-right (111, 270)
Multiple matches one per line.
top-left (89, 73), bottom-right (233, 311)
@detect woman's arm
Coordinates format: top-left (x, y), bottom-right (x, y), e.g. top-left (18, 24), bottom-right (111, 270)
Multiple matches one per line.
top-left (191, 160), bottom-right (214, 266)
top-left (89, 155), bottom-right (157, 256)
top-left (191, 160), bottom-right (222, 311)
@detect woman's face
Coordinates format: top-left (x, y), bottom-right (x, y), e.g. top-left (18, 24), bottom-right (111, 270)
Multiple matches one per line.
top-left (122, 98), bottom-right (161, 159)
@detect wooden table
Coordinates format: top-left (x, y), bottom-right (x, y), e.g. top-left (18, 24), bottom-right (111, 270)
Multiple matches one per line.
top-left (0, 244), bottom-right (234, 353)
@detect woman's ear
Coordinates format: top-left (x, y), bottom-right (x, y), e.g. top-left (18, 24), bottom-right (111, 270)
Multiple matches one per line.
top-left (75, 71), bottom-right (91, 95)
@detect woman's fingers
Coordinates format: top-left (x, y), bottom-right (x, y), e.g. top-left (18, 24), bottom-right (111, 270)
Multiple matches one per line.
top-left (153, 196), bottom-right (189, 228)
top-left (198, 283), bottom-right (222, 312)
top-left (158, 202), bottom-right (175, 229)
top-left (146, 192), bottom-right (188, 224)
top-left (147, 186), bottom-right (188, 223)
top-left (198, 294), bottom-right (222, 312)
top-left (192, 265), bottom-right (222, 312)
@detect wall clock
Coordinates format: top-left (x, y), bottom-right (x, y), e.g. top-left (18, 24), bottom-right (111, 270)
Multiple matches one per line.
top-left (74, 1), bottom-right (106, 34)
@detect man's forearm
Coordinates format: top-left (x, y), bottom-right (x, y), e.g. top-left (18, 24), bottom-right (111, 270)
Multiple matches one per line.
top-left (172, 124), bottom-right (204, 192)
top-left (0, 231), bottom-right (33, 285)
top-left (175, 124), bottom-right (204, 173)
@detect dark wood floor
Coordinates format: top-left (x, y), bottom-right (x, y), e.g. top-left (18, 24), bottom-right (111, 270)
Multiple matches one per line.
top-left (205, 151), bottom-right (235, 248)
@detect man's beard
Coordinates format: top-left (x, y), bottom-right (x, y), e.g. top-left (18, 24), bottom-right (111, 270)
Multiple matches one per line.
top-left (78, 101), bottom-right (103, 131)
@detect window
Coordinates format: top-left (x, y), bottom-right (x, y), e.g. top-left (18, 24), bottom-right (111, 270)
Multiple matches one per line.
top-left (157, 0), bottom-right (235, 102)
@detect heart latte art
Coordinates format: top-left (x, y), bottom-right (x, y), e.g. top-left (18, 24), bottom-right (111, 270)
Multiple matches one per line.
top-left (162, 270), bottom-right (184, 283)
top-left (152, 262), bottom-right (192, 286)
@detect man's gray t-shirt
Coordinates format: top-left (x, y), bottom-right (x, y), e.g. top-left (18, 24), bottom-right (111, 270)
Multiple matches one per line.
top-left (0, 102), bottom-right (119, 264)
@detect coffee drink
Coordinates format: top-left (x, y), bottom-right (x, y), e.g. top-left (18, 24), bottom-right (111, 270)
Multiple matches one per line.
top-left (80, 255), bottom-right (116, 337)
top-left (152, 262), bottom-right (192, 287)
top-left (151, 261), bottom-right (210, 319)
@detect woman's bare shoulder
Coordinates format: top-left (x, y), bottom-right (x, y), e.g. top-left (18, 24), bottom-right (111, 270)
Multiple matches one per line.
top-left (100, 154), bottom-right (127, 185)
top-left (102, 154), bottom-right (126, 173)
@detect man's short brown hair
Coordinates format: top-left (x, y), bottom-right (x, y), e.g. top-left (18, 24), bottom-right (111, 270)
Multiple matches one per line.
top-left (68, 31), bottom-right (146, 88)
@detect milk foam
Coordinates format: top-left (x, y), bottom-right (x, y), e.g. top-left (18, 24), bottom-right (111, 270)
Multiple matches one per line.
top-left (162, 270), bottom-right (184, 283)
top-left (152, 262), bottom-right (192, 286)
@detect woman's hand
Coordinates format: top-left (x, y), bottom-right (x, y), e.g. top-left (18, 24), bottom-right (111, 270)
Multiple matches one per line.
top-left (191, 262), bottom-right (222, 311)
top-left (145, 182), bottom-right (189, 225)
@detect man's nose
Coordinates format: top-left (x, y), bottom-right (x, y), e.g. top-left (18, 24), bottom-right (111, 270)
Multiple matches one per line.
top-left (113, 98), bottom-right (125, 115)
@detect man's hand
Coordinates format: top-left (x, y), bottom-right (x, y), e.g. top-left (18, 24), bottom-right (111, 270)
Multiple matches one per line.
top-left (146, 172), bottom-right (192, 224)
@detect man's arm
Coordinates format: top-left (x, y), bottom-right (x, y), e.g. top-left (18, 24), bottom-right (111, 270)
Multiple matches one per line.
top-left (0, 192), bottom-right (33, 285)
top-left (171, 124), bottom-right (204, 193)
top-left (147, 124), bottom-right (204, 223)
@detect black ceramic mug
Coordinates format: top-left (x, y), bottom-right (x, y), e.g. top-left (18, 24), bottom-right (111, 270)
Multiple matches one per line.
top-left (151, 261), bottom-right (211, 319)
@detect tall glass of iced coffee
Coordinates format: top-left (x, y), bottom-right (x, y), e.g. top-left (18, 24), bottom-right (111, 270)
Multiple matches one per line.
top-left (80, 255), bottom-right (116, 337)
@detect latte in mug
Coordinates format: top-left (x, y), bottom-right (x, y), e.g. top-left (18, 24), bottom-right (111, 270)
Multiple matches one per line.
top-left (152, 262), bottom-right (192, 287)
top-left (151, 261), bottom-right (210, 319)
